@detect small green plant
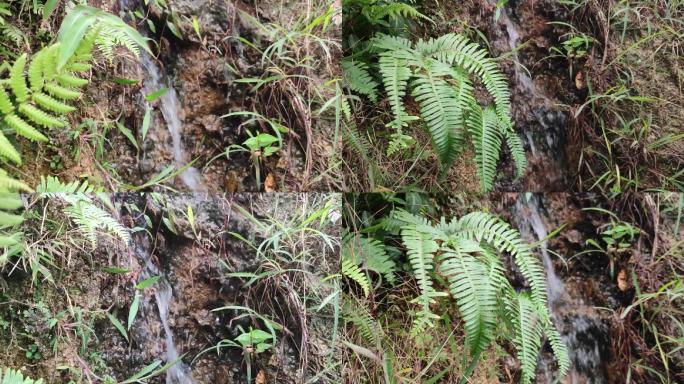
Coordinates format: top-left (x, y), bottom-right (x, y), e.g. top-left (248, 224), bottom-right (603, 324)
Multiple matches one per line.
top-left (24, 344), bottom-right (41, 361)
top-left (210, 112), bottom-right (286, 190)
top-left (549, 32), bottom-right (593, 76)
top-left (344, 32), bottom-right (525, 191)
top-left (0, 368), bottom-right (43, 384)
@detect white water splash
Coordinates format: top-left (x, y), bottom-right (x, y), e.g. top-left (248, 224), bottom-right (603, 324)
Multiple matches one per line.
top-left (139, 52), bottom-right (206, 192)
top-left (515, 195), bottom-right (564, 305)
top-left (143, 259), bottom-right (197, 384)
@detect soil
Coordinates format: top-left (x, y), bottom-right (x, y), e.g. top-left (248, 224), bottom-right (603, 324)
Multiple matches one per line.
top-left (0, 193), bottom-right (340, 383)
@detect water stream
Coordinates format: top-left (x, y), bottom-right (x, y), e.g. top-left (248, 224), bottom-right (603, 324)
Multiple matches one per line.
top-left (129, 201), bottom-right (196, 383)
top-left (119, 0), bottom-right (205, 192)
top-left (491, 3), bottom-right (568, 189)
top-left (138, 53), bottom-right (206, 192)
top-left (514, 194), bottom-right (608, 383)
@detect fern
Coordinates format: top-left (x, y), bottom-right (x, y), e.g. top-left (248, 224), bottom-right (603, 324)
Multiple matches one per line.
top-left (343, 32), bottom-right (526, 190)
top-left (343, 232), bottom-right (397, 284)
top-left (386, 209), bottom-right (568, 382)
top-left (342, 58), bottom-right (379, 103)
top-left (0, 368), bottom-right (43, 384)
top-left (468, 105), bottom-right (502, 190)
top-left (507, 292), bottom-right (544, 384)
top-left (0, 170), bottom-right (29, 268)
top-left (36, 176), bottom-right (130, 249)
top-left (342, 258), bottom-right (370, 297)
top-left (345, 0), bottom-right (430, 26)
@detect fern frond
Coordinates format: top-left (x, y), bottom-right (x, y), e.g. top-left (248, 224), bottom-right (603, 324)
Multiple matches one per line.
top-left (0, 87), bottom-right (13, 115)
top-left (507, 292), bottom-right (544, 384)
top-left (95, 25), bottom-right (143, 62)
top-left (44, 82), bottom-right (81, 100)
top-left (400, 218), bottom-right (444, 336)
top-left (343, 297), bottom-right (383, 347)
top-left (4, 114), bottom-right (48, 142)
top-left (32, 93), bottom-right (76, 114)
top-left (411, 61), bottom-right (463, 167)
top-left (0, 193), bottom-right (23, 210)
top-left (468, 105), bottom-right (502, 191)
top-left (57, 74), bottom-right (89, 88)
top-left (0, 171), bottom-right (32, 192)
top-left (66, 201), bottom-right (130, 249)
top-left (0, 367), bottom-right (44, 384)
top-left (440, 241), bottom-right (497, 360)
top-left (418, 33), bottom-right (512, 127)
top-left (378, 52), bottom-right (412, 129)
top-left (457, 212), bottom-right (547, 308)
top-left (0, 210), bottom-right (23, 228)
top-left (343, 232), bottom-right (397, 284)
top-left (28, 50), bottom-right (45, 92)
top-left (0, 131), bottom-right (22, 165)
top-left (545, 321), bottom-right (570, 380)
top-left (363, 3), bottom-right (430, 23)
top-left (18, 103), bottom-right (64, 128)
top-left (503, 129), bottom-right (527, 179)
top-left (342, 58), bottom-right (379, 103)
top-left (342, 258), bottom-right (371, 297)
top-left (9, 54), bottom-right (29, 103)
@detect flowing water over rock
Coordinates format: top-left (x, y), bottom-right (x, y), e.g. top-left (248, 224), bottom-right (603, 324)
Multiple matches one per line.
top-left (131, 222), bottom-right (197, 383)
top-left (119, 0), bottom-right (206, 192)
top-left (513, 194), bottom-right (609, 383)
top-left (139, 53), bottom-right (206, 192)
top-left (490, 3), bottom-right (569, 191)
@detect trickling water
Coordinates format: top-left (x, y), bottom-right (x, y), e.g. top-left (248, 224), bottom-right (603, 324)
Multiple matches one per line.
top-left (492, 4), bottom-right (568, 189)
top-left (514, 194), bottom-right (608, 383)
top-left (515, 195), bottom-right (564, 305)
top-left (139, 53), bottom-right (206, 192)
top-left (137, 249), bottom-right (197, 384)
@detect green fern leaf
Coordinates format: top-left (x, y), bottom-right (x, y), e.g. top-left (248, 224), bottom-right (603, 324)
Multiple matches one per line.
top-left (18, 103), bottom-right (64, 128)
top-left (419, 33), bottom-right (512, 127)
top-left (342, 258), bottom-right (370, 297)
top-left (396, 211), bottom-right (445, 335)
top-left (441, 241), bottom-right (497, 359)
top-left (378, 52), bottom-right (412, 129)
top-left (0, 367), bottom-right (44, 384)
top-left (468, 105), bottom-right (502, 191)
top-left (457, 211), bottom-right (548, 308)
top-left (57, 74), bottom-right (89, 88)
top-left (411, 61), bottom-right (463, 167)
top-left (0, 193), bottom-right (23, 210)
top-left (507, 292), bottom-right (544, 384)
top-left (4, 114), bottom-right (48, 142)
top-left (10, 54), bottom-right (29, 103)
top-left (0, 210), bottom-right (23, 228)
top-left (503, 129), bottom-right (527, 179)
top-left (0, 87), bottom-right (14, 115)
top-left (32, 93), bottom-right (76, 114)
top-left (545, 321), bottom-right (570, 380)
top-left (0, 132), bottom-right (22, 165)
top-left (342, 59), bottom-right (379, 103)
top-left (0, 171), bottom-right (32, 192)
top-left (44, 83), bottom-right (81, 100)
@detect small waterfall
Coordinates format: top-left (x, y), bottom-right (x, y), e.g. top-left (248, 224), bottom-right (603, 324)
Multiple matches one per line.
top-left (130, 222), bottom-right (196, 383)
top-left (139, 53), bottom-right (205, 192)
top-left (514, 194), bottom-right (608, 383)
top-left (119, 0), bottom-right (205, 192)
top-left (515, 195), bottom-right (564, 305)
top-left (492, 4), bottom-right (568, 188)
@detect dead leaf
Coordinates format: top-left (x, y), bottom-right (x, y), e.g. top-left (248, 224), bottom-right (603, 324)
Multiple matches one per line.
top-left (617, 269), bottom-right (629, 291)
top-left (264, 173), bottom-right (277, 192)
top-left (256, 370), bottom-right (266, 384)
top-left (575, 71), bottom-right (586, 90)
